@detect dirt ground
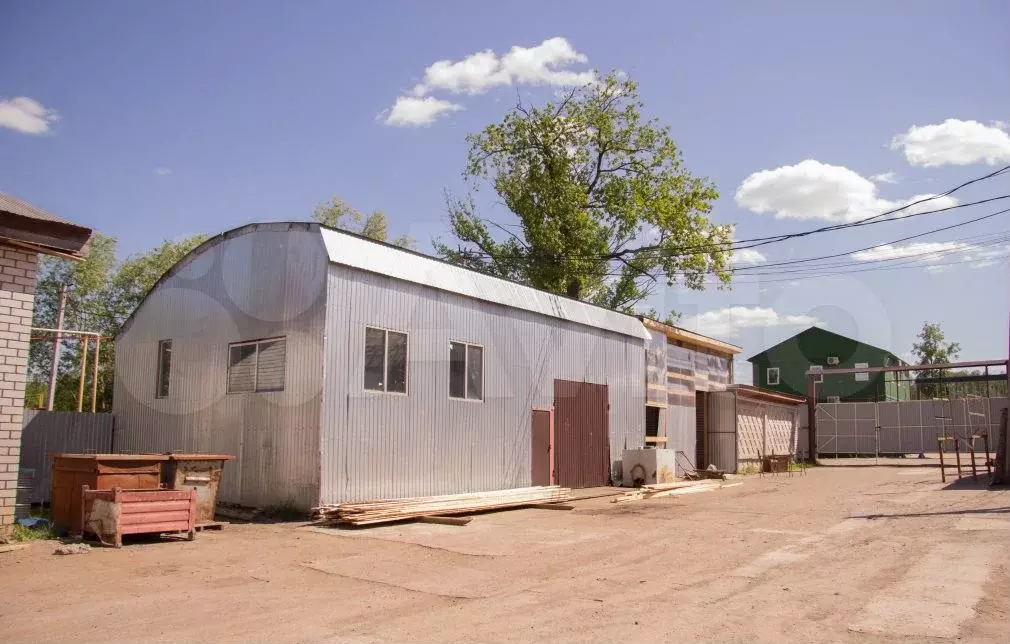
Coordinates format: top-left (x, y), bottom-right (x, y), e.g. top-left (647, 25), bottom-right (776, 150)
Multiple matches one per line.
top-left (2, 461), bottom-right (1008, 644)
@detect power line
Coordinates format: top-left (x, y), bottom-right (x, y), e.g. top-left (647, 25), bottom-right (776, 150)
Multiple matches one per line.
top-left (465, 161), bottom-right (1010, 264)
top-left (731, 233), bottom-right (1010, 276)
top-left (707, 194), bottom-right (1010, 256)
top-left (728, 253), bottom-right (1010, 284)
top-left (731, 207), bottom-right (1010, 272)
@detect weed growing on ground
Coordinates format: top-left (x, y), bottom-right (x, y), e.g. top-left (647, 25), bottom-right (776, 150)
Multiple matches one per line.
top-left (9, 523), bottom-right (57, 542)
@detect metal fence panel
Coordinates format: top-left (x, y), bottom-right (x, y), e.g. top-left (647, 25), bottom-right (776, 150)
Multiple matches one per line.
top-left (19, 410), bottom-right (115, 504)
top-left (815, 397), bottom-right (1007, 456)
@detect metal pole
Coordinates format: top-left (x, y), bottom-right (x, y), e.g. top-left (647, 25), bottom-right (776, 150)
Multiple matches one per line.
top-left (76, 336), bottom-right (89, 412)
top-left (46, 285), bottom-right (68, 411)
top-left (807, 375), bottom-right (817, 463)
top-left (91, 336), bottom-right (101, 412)
top-left (938, 438), bottom-right (946, 483)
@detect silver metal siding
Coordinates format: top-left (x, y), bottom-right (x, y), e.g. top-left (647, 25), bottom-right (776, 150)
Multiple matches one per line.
top-left (113, 225), bottom-right (326, 509)
top-left (319, 227), bottom-right (648, 340)
top-left (319, 263), bottom-right (644, 503)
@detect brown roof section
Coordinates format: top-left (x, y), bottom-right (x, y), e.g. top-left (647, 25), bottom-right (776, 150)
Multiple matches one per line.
top-left (641, 316), bottom-right (742, 356)
top-left (729, 384), bottom-right (806, 405)
top-left (0, 192), bottom-right (93, 259)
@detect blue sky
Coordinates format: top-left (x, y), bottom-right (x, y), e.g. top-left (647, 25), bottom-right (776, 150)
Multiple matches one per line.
top-left (2, 1), bottom-right (1009, 381)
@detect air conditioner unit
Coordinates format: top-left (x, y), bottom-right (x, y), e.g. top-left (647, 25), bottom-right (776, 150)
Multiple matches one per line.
top-left (826, 396), bottom-right (841, 403)
top-left (826, 356), bottom-right (840, 365)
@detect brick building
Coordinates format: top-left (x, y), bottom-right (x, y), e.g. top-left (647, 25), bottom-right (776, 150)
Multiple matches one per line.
top-left (0, 193), bottom-right (91, 539)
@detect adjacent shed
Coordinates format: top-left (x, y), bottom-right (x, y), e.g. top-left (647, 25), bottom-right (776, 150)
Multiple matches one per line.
top-left (113, 222), bottom-right (648, 509)
top-left (705, 385), bottom-right (806, 472)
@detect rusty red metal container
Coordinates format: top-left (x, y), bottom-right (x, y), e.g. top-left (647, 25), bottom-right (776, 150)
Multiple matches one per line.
top-left (160, 454), bottom-right (234, 525)
top-left (81, 486), bottom-right (197, 547)
top-left (51, 454), bottom-right (168, 534)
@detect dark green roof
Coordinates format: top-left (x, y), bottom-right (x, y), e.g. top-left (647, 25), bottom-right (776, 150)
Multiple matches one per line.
top-left (746, 326), bottom-right (905, 363)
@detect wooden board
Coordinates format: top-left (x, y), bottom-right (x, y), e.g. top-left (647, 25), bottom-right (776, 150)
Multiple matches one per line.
top-left (417, 516), bottom-right (472, 526)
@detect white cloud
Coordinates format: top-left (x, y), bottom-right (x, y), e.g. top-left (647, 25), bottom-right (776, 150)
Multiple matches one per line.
top-left (890, 119), bottom-right (1010, 167)
top-left (0, 96), bottom-right (60, 134)
top-left (731, 248), bottom-right (767, 266)
top-left (682, 306), bottom-right (817, 337)
top-left (383, 37), bottom-right (593, 127)
top-left (153, 166), bottom-right (172, 176)
top-left (420, 50), bottom-right (509, 95)
top-left (870, 171), bottom-right (898, 184)
top-left (382, 96), bottom-right (463, 127)
top-left (735, 159), bottom-right (958, 222)
top-left (850, 241), bottom-right (971, 262)
top-left (500, 37), bottom-right (594, 87)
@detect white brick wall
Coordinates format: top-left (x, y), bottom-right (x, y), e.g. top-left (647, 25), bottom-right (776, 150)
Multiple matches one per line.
top-left (0, 245), bottom-right (36, 539)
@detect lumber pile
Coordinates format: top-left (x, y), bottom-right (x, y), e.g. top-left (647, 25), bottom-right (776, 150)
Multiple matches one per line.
top-left (314, 486), bottom-right (572, 526)
top-left (613, 479), bottom-right (737, 502)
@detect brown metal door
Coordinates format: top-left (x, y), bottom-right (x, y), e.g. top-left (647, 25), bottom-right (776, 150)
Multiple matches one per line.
top-left (553, 379), bottom-right (610, 488)
top-left (531, 409), bottom-right (553, 486)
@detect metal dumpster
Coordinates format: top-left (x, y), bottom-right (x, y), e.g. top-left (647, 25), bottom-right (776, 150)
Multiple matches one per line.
top-left (161, 454), bottom-right (234, 525)
top-left (81, 486), bottom-right (196, 547)
top-left (51, 454), bottom-right (167, 534)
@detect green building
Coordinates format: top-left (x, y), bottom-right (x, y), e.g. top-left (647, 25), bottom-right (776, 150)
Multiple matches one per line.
top-left (747, 327), bottom-right (908, 402)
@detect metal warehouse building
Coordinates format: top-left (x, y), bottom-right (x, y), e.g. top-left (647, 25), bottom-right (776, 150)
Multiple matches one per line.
top-left (113, 222), bottom-right (647, 509)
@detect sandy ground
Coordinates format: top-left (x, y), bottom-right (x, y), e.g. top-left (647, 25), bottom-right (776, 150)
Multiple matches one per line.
top-left (1, 462), bottom-right (1008, 644)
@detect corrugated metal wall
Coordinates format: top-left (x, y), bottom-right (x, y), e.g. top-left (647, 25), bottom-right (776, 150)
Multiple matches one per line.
top-left (113, 224), bottom-right (327, 509)
top-left (318, 264), bottom-right (645, 503)
top-left (706, 391), bottom-right (737, 472)
top-left (18, 410), bottom-right (115, 503)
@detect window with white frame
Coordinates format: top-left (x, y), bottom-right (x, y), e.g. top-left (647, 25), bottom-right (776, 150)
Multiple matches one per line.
top-left (227, 337), bottom-right (287, 394)
top-left (854, 362), bottom-right (869, 382)
top-left (364, 327), bottom-right (408, 394)
top-left (449, 341), bottom-right (483, 401)
top-left (810, 365), bottom-right (824, 383)
top-left (766, 367), bottom-right (780, 385)
top-left (156, 339), bottom-right (172, 398)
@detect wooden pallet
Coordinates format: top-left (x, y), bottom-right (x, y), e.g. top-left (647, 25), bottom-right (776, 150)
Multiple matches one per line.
top-left (194, 521), bottom-right (228, 531)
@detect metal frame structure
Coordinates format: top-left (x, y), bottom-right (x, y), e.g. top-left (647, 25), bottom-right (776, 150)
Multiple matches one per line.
top-left (30, 327), bottom-right (109, 412)
top-left (805, 359), bottom-right (1009, 481)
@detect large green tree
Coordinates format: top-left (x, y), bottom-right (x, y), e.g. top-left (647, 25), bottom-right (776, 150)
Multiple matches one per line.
top-left (27, 234), bottom-right (207, 411)
top-left (313, 197), bottom-right (415, 249)
top-left (434, 72), bottom-right (732, 315)
top-left (911, 322), bottom-right (961, 398)
top-left (911, 322), bottom-right (960, 366)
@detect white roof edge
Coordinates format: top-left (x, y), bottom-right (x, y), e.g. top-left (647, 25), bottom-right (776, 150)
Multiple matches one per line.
top-left (320, 227), bottom-right (649, 340)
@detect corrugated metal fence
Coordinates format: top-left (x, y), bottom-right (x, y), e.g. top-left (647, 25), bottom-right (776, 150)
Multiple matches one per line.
top-left (813, 397), bottom-right (1008, 456)
top-left (19, 410), bottom-right (115, 504)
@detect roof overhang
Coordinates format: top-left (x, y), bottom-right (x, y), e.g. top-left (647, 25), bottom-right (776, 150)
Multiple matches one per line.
top-left (729, 384), bottom-right (806, 405)
top-left (0, 195), bottom-right (92, 260)
top-left (641, 317), bottom-right (741, 355)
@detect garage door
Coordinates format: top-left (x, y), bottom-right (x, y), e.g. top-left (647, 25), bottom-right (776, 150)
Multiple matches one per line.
top-left (553, 379), bottom-right (610, 488)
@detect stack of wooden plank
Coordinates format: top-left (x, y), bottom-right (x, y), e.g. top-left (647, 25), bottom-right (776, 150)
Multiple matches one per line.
top-left (314, 486), bottom-right (572, 526)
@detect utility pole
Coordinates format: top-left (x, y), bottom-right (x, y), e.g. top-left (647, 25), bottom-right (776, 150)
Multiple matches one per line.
top-left (46, 284), bottom-right (68, 411)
